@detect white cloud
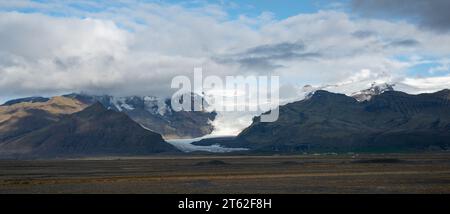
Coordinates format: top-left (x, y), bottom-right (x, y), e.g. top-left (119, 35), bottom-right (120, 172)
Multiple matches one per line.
top-left (402, 75), bottom-right (450, 93)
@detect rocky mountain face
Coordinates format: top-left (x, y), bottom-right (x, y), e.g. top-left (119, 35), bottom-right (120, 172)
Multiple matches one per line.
top-left (63, 93), bottom-right (217, 139)
top-left (203, 89), bottom-right (450, 153)
top-left (0, 103), bottom-right (179, 158)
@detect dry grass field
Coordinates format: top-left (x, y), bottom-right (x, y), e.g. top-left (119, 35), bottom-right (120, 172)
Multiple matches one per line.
top-left (0, 153), bottom-right (449, 193)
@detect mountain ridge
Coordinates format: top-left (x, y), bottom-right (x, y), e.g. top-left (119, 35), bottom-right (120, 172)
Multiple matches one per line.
top-left (0, 93), bottom-right (217, 139)
top-left (0, 96), bottom-right (88, 142)
top-left (195, 88), bottom-right (450, 153)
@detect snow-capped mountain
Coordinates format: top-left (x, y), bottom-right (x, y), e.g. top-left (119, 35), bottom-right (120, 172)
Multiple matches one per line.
top-left (63, 93), bottom-right (216, 139)
top-left (108, 95), bottom-right (171, 115)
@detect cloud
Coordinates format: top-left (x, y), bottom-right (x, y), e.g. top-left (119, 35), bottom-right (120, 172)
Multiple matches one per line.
top-left (0, 6), bottom-right (256, 97)
top-left (388, 39), bottom-right (420, 47)
top-left (0, 4), bottom-right (449, 100)
top-left (352, 30), bottom-right (375, 39)
top-left (1, 5), bottom-right (447, 99)
top-left (245, 41), bottom-right (306, 56)
top-left (213, 41), bottom-right (321, 70)
top-left (0, 12), bottom-right (130, 96)
top-left (351, 0), bottom-right (450, 32)
top-left (401, 75), bottom-right (450, 93)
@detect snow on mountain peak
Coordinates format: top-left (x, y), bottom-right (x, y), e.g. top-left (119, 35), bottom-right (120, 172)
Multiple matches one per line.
top-left (298, 82), bottom-right (396, 102)
top-left (351, 82), bottom-right (395, 102)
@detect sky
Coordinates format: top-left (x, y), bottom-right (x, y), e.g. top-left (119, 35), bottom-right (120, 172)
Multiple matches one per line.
top-left (1, 0), bottom-right (450, 133)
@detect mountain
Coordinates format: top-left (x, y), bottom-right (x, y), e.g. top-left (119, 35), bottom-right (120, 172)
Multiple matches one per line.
top-left (196, 89), bottom-right (450, 153)
top-left (0, 103), bottom-right (179, 158)
top-left (351, 83), bottom-right (395, 102)
top-left (63, 93), bottom-right (216, 139)
top-left (0, 96), bottom-right (87, 142)
top-left (0, 93), bottom-right (216, 140)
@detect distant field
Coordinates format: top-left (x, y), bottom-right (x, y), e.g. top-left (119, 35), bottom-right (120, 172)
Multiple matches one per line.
top-left (0, 153), bottom-right (449, 193)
